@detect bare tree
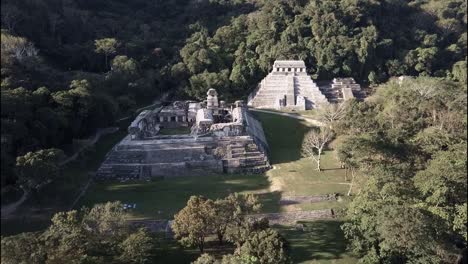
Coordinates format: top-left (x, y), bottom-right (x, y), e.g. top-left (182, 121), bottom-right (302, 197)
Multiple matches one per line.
top-left (1, 33), bottom-right (38, 62)
top-left (301, 128), bottom-right (334, 171)
top-left (317, 103), bottom-right (346, 128)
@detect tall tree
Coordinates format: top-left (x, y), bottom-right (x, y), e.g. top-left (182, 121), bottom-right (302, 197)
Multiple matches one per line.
top-left (172, 196), bottom-right (216, 252)
top-left (94, 38), bottom-right (119, 70)
top-left (301, 128), bottom-right (333, 171)
top-left (15, 148), bottom-right (64, 192)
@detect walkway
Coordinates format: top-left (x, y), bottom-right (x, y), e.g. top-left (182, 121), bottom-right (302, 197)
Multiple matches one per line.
top-left (0, 190), bottom-right (29, 217)
top-left (127, 209), bottom-right (334, 234)
top-left (248, 108), bottom-right (324, 127)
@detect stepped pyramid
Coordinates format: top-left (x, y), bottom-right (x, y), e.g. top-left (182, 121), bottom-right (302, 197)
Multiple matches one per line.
top-left (247, 60), bottom-right (328, 110)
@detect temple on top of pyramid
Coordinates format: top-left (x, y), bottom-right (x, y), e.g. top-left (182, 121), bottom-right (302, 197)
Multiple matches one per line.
top-left (247, 60), bottom-right (329, 110)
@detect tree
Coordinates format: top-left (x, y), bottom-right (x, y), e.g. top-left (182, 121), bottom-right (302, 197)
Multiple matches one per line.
top-left (317, 103), bottom-right (347, 128)
top-left (301, 128), bottom-right (333, 171)
top-left (172, 196), bottom-right (216, 252)
top-left (94, 38), bottom-right (119, 70)
top-left (367, 71), bottom-right (378, 84)
top-left (111, 55), bottom-right (138, 76)
top-left (225, 218), bottom-right (269, 249)
top-left (222, 253), bottom-right (259, 264)
top-left (119, 228), bottom-right (155, 264)
top-left (43, 209), bottom-right (88, 262)
top-left (1, 32), bottom-right (38, 62)
top-left (414, 143), bottom-right (467, 231)
top-left (0, 201), bottom-right (157, 263)
top-left (15, 148), bottom-right (65, 192)
top-left (237, 229), bottom-right (290, 264)
top-left (452, 60), bottom-right (467, 83)
top-left (1, 232), bottom-right (44, 264)
top-left (218, 193), bottom-right (262, 246)
top-left (193, 253), bottom-right (219, 264)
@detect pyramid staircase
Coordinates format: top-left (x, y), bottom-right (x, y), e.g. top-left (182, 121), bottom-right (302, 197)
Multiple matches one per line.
top-left (248, 73), bottom-right (328, 109)
top-left (222, 138), bottom-right (270, 174)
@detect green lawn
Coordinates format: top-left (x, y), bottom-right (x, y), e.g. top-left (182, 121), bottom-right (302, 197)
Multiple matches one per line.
top-left (79, 173), bottom-right (279, 220)
top-left (277, 220), bottom-right (358, 264)
top-left (253, 111), bottom-right (351, 198)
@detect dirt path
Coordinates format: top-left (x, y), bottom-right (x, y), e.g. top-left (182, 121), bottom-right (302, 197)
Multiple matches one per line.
top-left (128, 209), bottom-right (334, 234)
top-left (59, 127), bottom-right (119, 166)
top-left (248, 108), bottom-right (324, 127)
top-left (0, 190), bottom-right (28, 217)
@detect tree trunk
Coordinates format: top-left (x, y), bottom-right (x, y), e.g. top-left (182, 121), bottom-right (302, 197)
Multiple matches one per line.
top-left (198, 239), bottom-right (204, 253)
top-left (317, 148), bottom-right (322, 171)
top-left (217, 232), bottom-right (223, 245)
top-left (317, 155), bottom-right (321, 171)
top-left (105, 55), bottom-right (108, 70)
top-left (347, 169), bottom-right (355, 196)
top-left (344, 166), bottom-right (348, 181)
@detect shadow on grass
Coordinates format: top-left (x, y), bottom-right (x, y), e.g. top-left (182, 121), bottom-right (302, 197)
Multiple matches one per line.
top-left (1, 218), bottom-right (50, 236)
top-left (80, 172), bottom-right (281, 220)
top-left (156, 238), bottom-right (237, 264)
top-left (276, 220), bottom-right (351, 263)
top-left (251, 112), bottom-right (315, 164)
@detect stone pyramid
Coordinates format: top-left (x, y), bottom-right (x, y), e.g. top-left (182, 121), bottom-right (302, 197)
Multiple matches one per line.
top-left (247, 60), bottom-right (328, 110)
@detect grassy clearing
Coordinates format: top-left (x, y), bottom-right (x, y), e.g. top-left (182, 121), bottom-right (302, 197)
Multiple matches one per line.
top-left (79, 173), bottom-right (279, 220)
top-left (252, 112), bottom-right (351, 198)
top-left (277, 220), bottom-right (358, 264)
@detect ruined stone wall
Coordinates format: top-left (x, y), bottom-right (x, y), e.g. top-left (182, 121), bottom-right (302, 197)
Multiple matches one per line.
top-left (243, 111), bottom-right (269, 155)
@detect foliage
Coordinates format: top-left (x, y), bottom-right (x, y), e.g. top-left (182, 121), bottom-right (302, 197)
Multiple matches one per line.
top-left (336, 77), bottom-right (467, 263)
top-left (1, 232), bottom-right (44, 264)
top-left (94, 38), bottom-right (119, 69)
top-left (172, 195), bottom-right (216, 252)
top-left (175, 0), bottom-right (467, 98)
top-left (15, 148), bottom-right (64, 191)
top-left (0, 202), bottom-right (157, 263)
top-left (173, 193), bottom-right (261, 252)
top-left (236, 229), bottom-right (290, 264)
top-left (193, 253), bottom-right (219, 264)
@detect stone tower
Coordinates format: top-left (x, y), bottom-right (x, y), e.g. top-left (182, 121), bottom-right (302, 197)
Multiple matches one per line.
top-left (206, 88), bottom-right (219, 111)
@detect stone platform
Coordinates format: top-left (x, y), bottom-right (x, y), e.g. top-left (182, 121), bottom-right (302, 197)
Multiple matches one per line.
top-left (96, 135), bottom-right (270, 180)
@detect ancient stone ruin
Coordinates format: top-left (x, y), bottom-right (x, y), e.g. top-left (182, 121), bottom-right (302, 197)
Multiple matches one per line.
top-left (247, 60), bottom-right (329, 110)
top-left (97, 89), bottom-right (270, 181)
top-left (248, 60), bottom-right (368, 106)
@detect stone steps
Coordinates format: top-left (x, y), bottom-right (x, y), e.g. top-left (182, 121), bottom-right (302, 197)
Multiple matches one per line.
top-left (96, 164), bottom-right (141, 180)
top-left (232, 151), bottom-right (262, 158)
